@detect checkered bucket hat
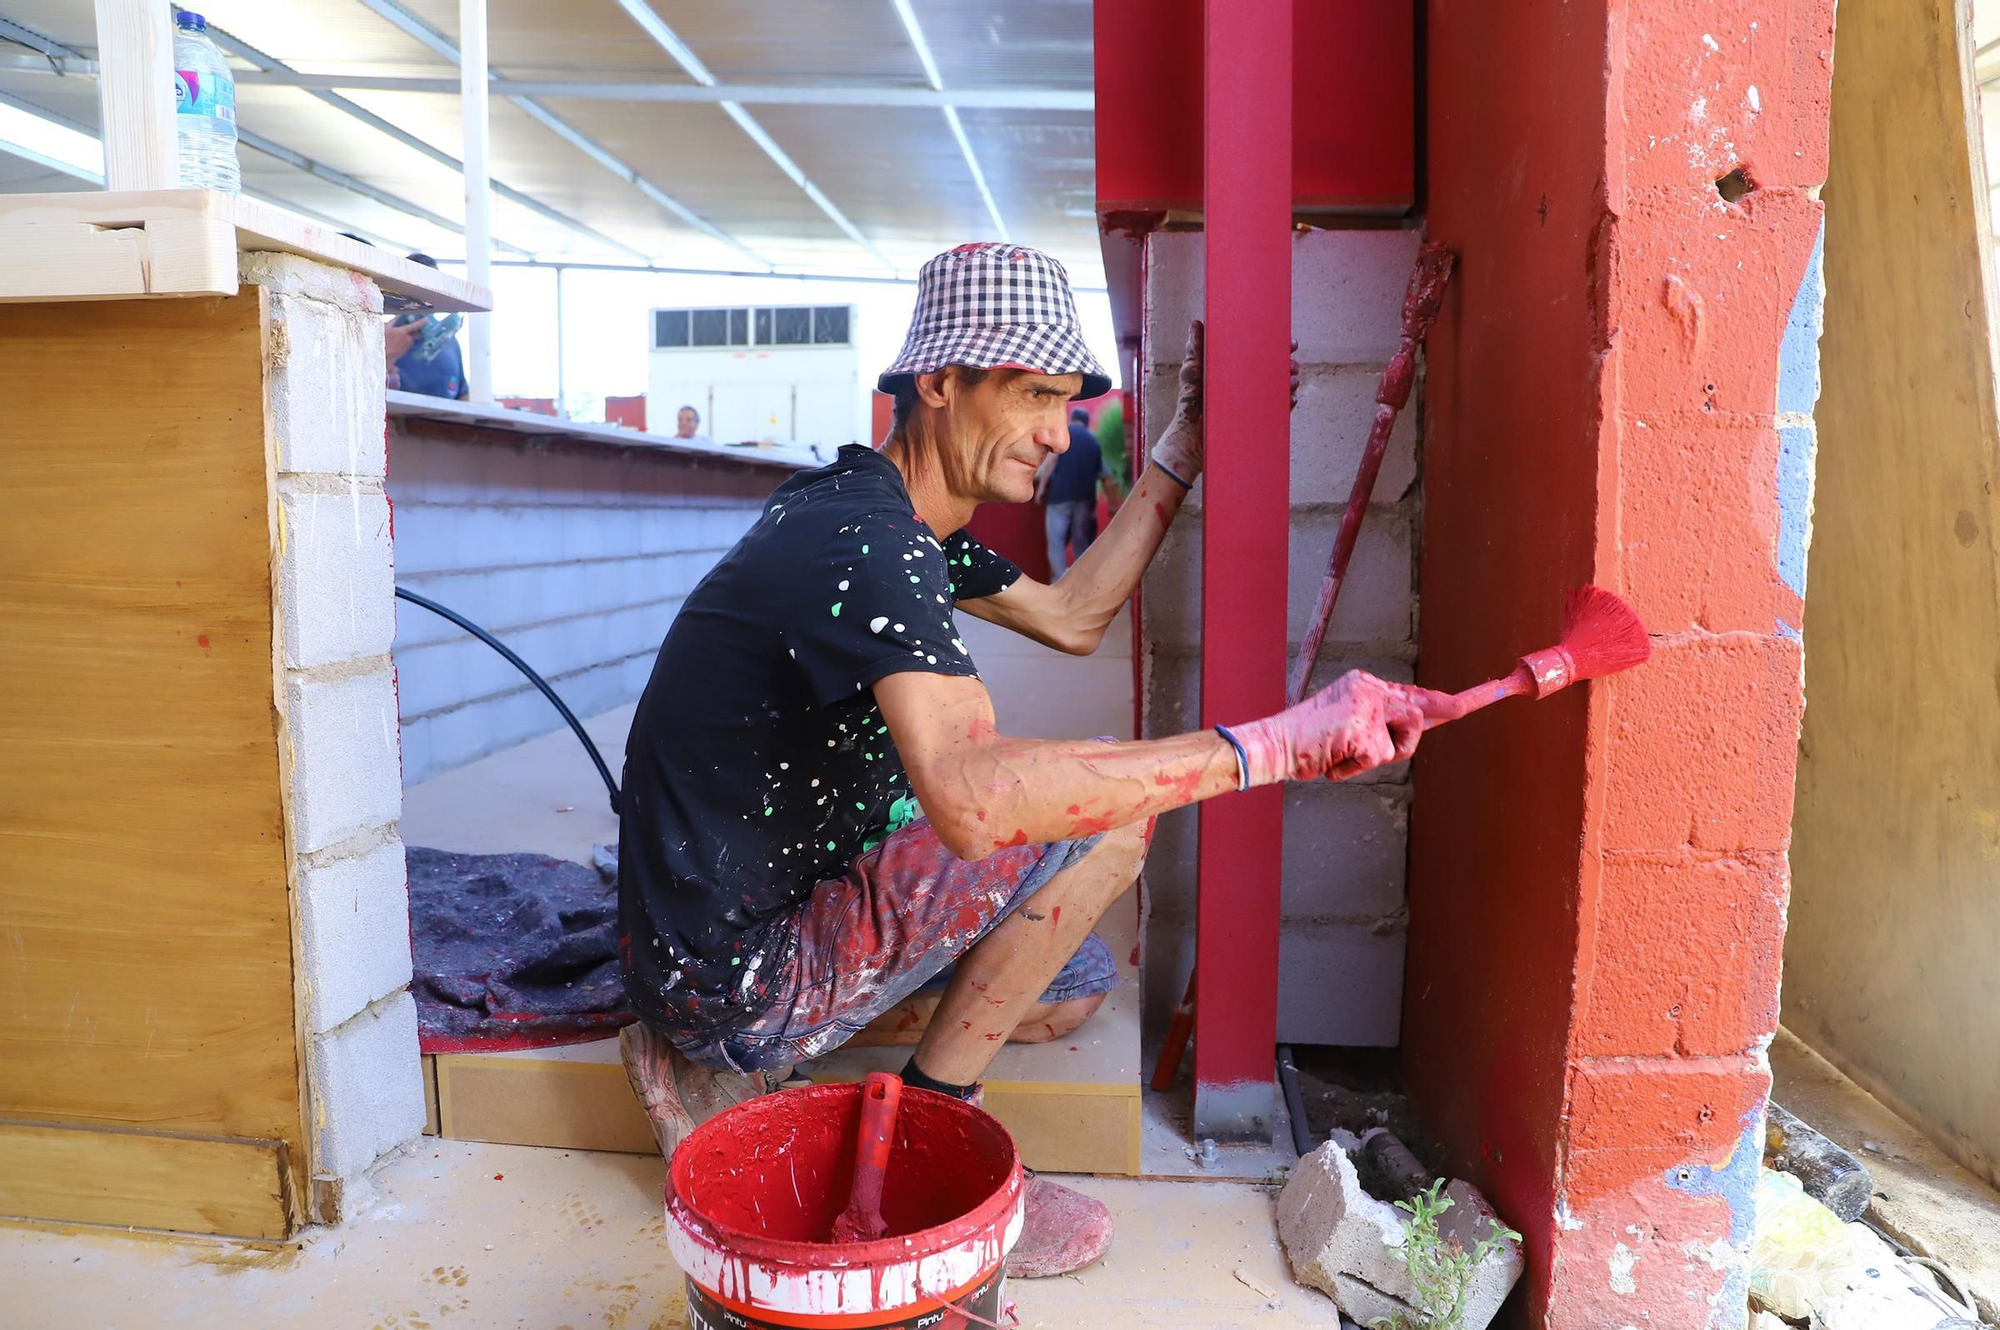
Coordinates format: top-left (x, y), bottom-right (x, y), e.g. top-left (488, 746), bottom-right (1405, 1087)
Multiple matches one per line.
top-left (879, 243), bottom-right (1110, 399)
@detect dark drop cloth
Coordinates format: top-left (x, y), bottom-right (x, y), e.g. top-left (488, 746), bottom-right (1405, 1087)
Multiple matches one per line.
top-left (410, 846), bottom-right (635, 1053)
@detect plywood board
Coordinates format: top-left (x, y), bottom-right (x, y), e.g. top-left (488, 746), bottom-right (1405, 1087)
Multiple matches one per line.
top-left (1788, 0), bottom-right (2000, 1190)
top-left (0, 293), bottom-right (303, 1236)
top-left (0, 189), bottom-right (489, 310)
top-left (437, 1037), bottom-right (1143, 1175)
top-left (0, 1121), bottom-right (291, 1240)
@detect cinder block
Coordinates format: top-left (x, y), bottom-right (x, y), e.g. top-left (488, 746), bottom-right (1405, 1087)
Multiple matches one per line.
top-left (1145, 229), bottom-right (1423, 366)
top-left (1575, 851), bottom-right (1787, 1058)
top-left (1289, 366), bottom-right (1421, 506)
top-left (309, 992), bottom-right (426, 1180)
top-left (1602, 634), bottom-right (1802, 853)
top-left (278, 488), bottom-right (395, 669)
top-left (1277, 921), bottom-right (1405, 1046)
top-left (266, 293), bottom-right (388, 478)
top-left (1279, 1140), bottom-right (1522, 1324)
top-left (240, 251), bottom-right (382, 313)
top-left (1282, 784), bottom-right (1409, 920)
top-left (1608, 184), bottom-right (1824, 420)
top-left (299, 838), bottom-right (414, 1033)
top-left (1617, 420), bottom-right (1794, 636)
top-left (288, 666), bottom-right (403, 854)
top-left (1618, 0), bottom-right (1833, 191)
top-left (1143, 514), bottom-right (1413, 650)
top-left (1562, 1054), bottom-right (1770, 1203)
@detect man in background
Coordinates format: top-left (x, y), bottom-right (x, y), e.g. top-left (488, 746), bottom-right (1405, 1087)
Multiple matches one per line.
top-left (387, 253), bottom-right (468, 400)
top-left (1037, 406), bottom-right (1106, 578)
top-left (674, 405), bottom-right (713, 444)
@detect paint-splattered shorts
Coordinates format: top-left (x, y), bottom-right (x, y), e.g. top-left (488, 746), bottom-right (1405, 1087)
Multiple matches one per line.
top-left (670, 817), bottom-right (1119, 1074)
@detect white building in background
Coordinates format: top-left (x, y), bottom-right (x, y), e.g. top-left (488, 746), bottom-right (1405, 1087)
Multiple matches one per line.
top-left (648, 303), bottom-right (864, 452)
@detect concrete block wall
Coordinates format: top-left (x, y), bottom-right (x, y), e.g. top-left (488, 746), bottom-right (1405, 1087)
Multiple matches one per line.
top-left (1139, 229), bottom-right (1423, 1046)
top-left (242, 252), bottom-right (425, 1217)
top-left (387, 429), bottom-right (781, 784)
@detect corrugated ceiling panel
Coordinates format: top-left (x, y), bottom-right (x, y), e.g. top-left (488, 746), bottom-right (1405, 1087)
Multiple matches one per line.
top-left (919, 0), bottom-right (1093, 92)
top-left (388, 0), bottom-right (695, 80)
top-left (0, 0), bottom-right (95, 51)
top-left (630, 1), bottom-right (918, 84)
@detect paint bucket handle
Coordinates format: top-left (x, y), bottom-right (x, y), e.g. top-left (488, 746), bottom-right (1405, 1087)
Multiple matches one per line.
top-left (917, 1281), bottom-right (1018, 1329)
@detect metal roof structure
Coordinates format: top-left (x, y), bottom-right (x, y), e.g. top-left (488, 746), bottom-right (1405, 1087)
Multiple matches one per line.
top-left (0, 0), bottom-right (1100, 283)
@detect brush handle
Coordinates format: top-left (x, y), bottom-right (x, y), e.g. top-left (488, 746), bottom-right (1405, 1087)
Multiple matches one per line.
top-left (1425, 664), bottom-right (1537, 730)
top-left (834, 1071), bottom-right (903, 1240)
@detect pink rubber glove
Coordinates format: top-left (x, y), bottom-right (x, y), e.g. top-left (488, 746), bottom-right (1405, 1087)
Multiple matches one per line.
top-left (1147, 321), bottom-right (1303, 489)
top-left (1222, 671), bottom-right (1466, 787)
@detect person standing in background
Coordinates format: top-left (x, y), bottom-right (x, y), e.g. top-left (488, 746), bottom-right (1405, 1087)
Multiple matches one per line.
top-left (388, 254), bottom-right (469, 401)
top-left (1036, 407), bottom-right (1106, 579)
top-left (674, 405), bottom-right (714, 444)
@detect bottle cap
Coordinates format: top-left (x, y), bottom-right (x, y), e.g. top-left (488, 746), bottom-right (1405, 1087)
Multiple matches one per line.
top-left (175, 10), bottom-right (208, 31)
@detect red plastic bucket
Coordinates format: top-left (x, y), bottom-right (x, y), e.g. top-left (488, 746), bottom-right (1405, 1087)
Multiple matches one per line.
top-left (665, 1083), bottom-right (1023, 1329)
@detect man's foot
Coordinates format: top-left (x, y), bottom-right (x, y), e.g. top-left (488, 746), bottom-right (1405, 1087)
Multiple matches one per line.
top-left (617, 1021), bottom-right (778, 1158)
top-left (1004, 1171), bottom-right (1113, 1278)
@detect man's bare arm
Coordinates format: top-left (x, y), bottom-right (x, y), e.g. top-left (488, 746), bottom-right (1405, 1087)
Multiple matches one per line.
top-left (957, 459), bottom-right (1193, 655)
top-left (875, 667), bottom-right (1462, 862)
top-left (875, 671), bottom-right (1238, 859)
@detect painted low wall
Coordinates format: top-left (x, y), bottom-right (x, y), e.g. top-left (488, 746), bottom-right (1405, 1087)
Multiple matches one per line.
top-left (387, 420), bottom-right (786, 785)
top-left (1139, 228), bottom-right (1424, 1048)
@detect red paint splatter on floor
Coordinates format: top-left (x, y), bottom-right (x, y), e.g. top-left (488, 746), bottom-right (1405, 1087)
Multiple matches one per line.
top-left (1069, 1045), bottom-right (1079, 1052)
top-left (195, 634), bottom-right (211, 654)
top-left (492, 1173), bottom-right (504, 1181)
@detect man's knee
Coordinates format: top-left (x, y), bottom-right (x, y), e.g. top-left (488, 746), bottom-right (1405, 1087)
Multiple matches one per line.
top-left (1011, 993), bottom-right (1107, 1042)
top-left (1085, 817), bottom-right (1149, 881)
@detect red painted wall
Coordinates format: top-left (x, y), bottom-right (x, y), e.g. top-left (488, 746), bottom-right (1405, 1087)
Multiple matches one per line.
top-left (604, 395), bottom-right (646, 431)
top-left (1410, 1), bottom-right (1832, 1323)
top-left (1095, 0), bottom-right (1415, 214)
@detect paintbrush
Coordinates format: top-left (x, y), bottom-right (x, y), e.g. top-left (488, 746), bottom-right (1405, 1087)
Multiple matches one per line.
top-left (1428, 584), bottom-right (1651, 728)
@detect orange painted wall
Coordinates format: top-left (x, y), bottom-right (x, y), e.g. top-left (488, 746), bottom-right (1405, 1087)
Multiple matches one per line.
top-left (1408, 0), bottom-right (1832, 1322)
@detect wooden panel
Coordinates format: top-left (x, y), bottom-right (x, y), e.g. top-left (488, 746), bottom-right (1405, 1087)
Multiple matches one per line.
top-left (437, 1047), bottom-right (1144, 1175)
top-left (1788, 0), bottom-right (2000, 1189)
top-left (0, 1121), bottom-right (291, 1239)
top-left (0, 294), bottom-right (307, 1224)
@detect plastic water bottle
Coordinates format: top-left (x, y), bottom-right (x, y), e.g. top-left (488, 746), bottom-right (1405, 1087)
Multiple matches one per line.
top-left (172, 10), bottom-right (239, 192)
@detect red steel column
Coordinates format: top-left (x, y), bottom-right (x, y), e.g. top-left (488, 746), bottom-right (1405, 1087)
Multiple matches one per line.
top-left (1195, 0), bottom-right (1291, 1140)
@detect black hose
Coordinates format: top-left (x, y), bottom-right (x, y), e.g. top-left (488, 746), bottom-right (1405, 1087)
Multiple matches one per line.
top-left (1277, 1043), bottom-right (1317, 1157)
top-left (394, 586), bottom-right (621, 816)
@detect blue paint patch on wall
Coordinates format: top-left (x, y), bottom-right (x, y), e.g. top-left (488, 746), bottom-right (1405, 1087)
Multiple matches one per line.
top-left (1665, 1109), bottom-right (1764, 1248)
top-left (1777, 426), bottom-right (1816, 599)
top-left (1775, 619), bottom-right (1802, 642)
top-left (1778, 222), bottom-right (1826, 417)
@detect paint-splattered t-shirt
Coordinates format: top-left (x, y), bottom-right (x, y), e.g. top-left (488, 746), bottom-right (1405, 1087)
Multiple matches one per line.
top-left (617, 444), bottom-right (1021, 1039)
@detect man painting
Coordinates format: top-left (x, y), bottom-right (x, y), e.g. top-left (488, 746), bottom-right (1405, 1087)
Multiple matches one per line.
top-left (616, 243), bottom-right (1459, 1276)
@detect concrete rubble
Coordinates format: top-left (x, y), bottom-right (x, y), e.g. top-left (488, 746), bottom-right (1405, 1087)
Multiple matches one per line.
top-left (1277, 1133), bottom-right (1522, 1327)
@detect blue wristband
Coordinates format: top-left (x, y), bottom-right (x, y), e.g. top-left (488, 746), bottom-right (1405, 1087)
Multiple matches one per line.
top-left (1214, 725), bottom-right (1251, 792)
top-left (1152, 460), bottom-right (1193, 491)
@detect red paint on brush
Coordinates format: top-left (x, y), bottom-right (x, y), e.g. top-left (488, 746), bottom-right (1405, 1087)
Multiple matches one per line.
top-left (1426, 585), bottom-right (1652, 729)
top-left (1289, 242), bottom-right (1456, 706)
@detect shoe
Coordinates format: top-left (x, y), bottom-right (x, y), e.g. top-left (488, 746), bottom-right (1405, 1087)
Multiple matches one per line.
top-left (1004, 1170), bottom-right (1113, 1278)
top-left (618, 1021), bottom-right (778, 1158)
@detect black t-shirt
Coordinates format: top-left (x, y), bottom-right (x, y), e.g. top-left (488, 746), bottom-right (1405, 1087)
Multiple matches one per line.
top-left (617, 444), bottom-right (1022, 1038)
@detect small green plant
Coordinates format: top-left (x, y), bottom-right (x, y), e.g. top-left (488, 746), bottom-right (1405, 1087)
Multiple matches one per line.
top-left (1369, 1180), bottom-right (1523, 1330)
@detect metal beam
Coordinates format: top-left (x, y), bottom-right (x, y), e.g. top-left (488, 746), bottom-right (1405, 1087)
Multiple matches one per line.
top-left (0, 87), bottom-right (421, 249)
top-left (203, 22), bottom-right (651, 263)
top-left (459, 0), bottom-right (492, 401)
top-left (889, 0), bottom-right (1008, 242)
top-left (614, 0), bottom-right (896, 272)
top-left (0, 16), bottom-right (520, 254)
top-left (0, 53), bottom-right (1094, 109)
top-left (351, 0), bottom-right (770, 269)
top-left (1194, 0), bottom-right (1292, 1142)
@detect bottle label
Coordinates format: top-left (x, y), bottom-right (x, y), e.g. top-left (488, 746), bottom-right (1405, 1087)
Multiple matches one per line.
top-left (175, 68), bottom-right (236, 122)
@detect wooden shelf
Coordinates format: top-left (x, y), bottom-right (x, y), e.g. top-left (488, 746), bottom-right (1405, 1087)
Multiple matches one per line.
top-left (0, 188), bottom-right (490, 310)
